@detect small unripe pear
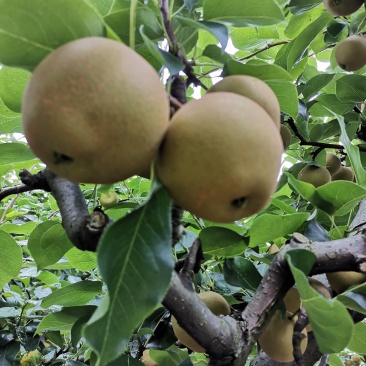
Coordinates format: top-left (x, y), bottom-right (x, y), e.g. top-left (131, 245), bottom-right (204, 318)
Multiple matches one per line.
top-left (331, 166), bottom-right (355, 181)
top-left (335, 35), bottom-right (366, 72)
top-left (326, 152), bottom-right (341, 175)
top-left (323, 0), bottom-right (364, 16)
top-left (267, 244), bottom-right (280, 254)
top-left (298, 165), bottom-right (331, 187)
top-left (280, 125), bottom-right (292, 150)
top-left (100, 191), bottom-right (118, 208)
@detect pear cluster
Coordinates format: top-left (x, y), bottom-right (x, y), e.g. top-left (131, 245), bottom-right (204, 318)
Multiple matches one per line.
top-left (22, 37), bottom-right (284, 223)
top-left (298, 152), bottom-right (354, 187)
top-left (156, 75), bottom-right (284, 223)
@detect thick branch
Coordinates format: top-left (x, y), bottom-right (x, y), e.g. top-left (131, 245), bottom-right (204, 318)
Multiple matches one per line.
top-left (43, 170), bottom-right (110, 251)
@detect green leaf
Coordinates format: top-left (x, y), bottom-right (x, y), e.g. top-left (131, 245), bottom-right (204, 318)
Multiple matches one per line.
top-left (288, 0), bottom-right (322, 15)
top-left (301, 73), bottom-right (335, 102)
top-left (199, 227), bottom-right (246, 257)
top-left (65, 247), bottom-right (98, 272)
top-left (308, 94), bottom-right (355, 117)
top-left (104, 5), bottom-right (163, 46)
top-left (0, 67), bottom-right (31, 113)
top-left (336, 75), bottom-right (366, 102)
top-left (0, 97), bottom-right (21, 134)
top-left (203, 0), bottom-right (285, 27)
top-left (223, 257), bottom-right (262, 292)
top-left (140, 26), bottom-right (184, 74)
top-left (0, 231), bottom-right (22, 291)
top-left (286, 12), bottom-right (333, 70)
top-left (287, 174), bottom-right (366, 215)
top-left (336, 116), bottom-right (366, 189)
top-left (84, 185), bottom-right (174, 366)
top-left (0, 0), bottom-right (105, 70)
top-left (37, 306), bottom-right (97, 332)
top-left (0, 143), bottom-right (35, 165)
top-left (287, 253), bottom-right (354, 354)
top-left (28, 222), bottom-right (74, 270)
top-left (175, 17), bottom-right (229, 50)
top-left (42, 281), bottom-right (103, 308)
top-left (247, 213), bottom-right (310, 247)
top-left (347, 321), bottom-right (366, 354)
top-left (222, 61), bottom-right (298, 118)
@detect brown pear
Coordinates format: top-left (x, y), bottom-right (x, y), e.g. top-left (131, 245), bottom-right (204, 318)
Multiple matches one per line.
top-left (206, 75), bottom-right (281, 128)
top-left (335, 35), bottom-right (366, 72)
top-left (298, 165), bottom-right (331, 187)
top-left (331, 166), bottom-right (355, 181)
top-left (22, 37), bottom-right (169, 184)
top-left (323, 0), bottom-right (364, 16)
top-left (156, 92), bottom-right (284, 223)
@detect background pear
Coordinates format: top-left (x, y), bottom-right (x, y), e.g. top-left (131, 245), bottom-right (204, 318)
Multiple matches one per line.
top-left (22, 37), bottom-right (169, 184)
top-left (323, 0), bottom-right (364, 16)
top-left (280, 125), bottom-right (292, 150)
top-left (326, 152), bottom-right (342, 175)
top-left (171, 291), bottom-right (230, 352)
top-left (141, 350), bottom-right (158, 366)
top-left (335, 35), bottom-right (366, 72)
top-left (258, 311), bottom-right (308, 362)
top-left (331, 166), bottom-right (355, 181)
top-left (207, 75), bottom-right (281, 128)
top-left (298, 165), bottom-right (331, 187)
top-left (156, 92), bottom-right (284, 223)
top-left (326, 271), bottom-right (366, 293)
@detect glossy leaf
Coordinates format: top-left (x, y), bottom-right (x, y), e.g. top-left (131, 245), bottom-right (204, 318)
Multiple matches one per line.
top-left (0, 231), bottom-right (22, 291)
top-left (0, 0), bottom-right (105, 70)
top-left (84, 185), bottom-right (174, 366)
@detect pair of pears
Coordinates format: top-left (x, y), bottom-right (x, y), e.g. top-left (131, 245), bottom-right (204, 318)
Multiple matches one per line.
top-left (22, 36), bottom-right (283, 223)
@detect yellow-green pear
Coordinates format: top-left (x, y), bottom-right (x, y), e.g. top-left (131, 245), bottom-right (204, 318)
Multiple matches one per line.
top-left (258, 311), bottom-right (308, 362)
top-left (335, 35), bottom-right (366, 72)
top-left (280, 125), bottom-right (292, 150)
top-left (100, 191), bottom-right (118, 208)
top-left (326, 271), bottom-right (366, 293)
top-left (331, 166), bottom-right (355, 181)
top-left (171, 291), bottom-right (231, 352)
top-left (298, 165), bottom-right (331, 187)
top-left (326, 152), bottom-right (342, 175)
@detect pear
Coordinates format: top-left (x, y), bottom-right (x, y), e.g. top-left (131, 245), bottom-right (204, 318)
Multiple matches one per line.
top-left (258, 310), bottom-right (308, 363)
top-left (323, 0), bottom-right (364, 16)
top-left (326, 271), bottom-right (366, 293)
top-left (298, 165), bottom-right (331, 187)
top-left (280, 125), bottom-right (292, 150)
top-left (171, 291), bottom-right (230, 352)
top-left (206, 75), bottom-right (281, 129)
top-left (326, 152), bottom-right (342, 175)
top-left (331, 166), bottom-right (355, 181)
top-left (156, 92), bottom-right (284, 223)
top-left (22, 37), bottom-right (169, 184)
top-left (335, 35), bottom-right (366, 72)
